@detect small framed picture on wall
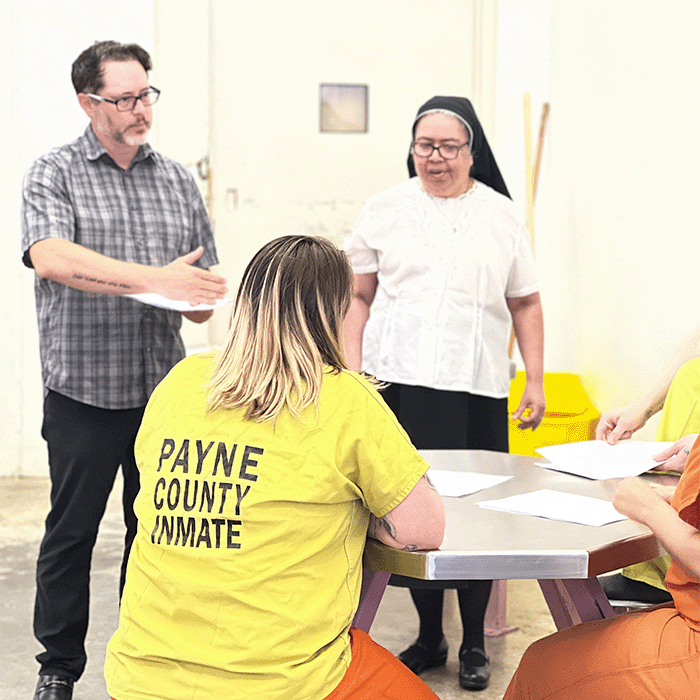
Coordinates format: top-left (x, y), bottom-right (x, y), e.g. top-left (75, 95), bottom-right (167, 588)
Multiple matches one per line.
top-left (320, 83), bottom-right (368, 133)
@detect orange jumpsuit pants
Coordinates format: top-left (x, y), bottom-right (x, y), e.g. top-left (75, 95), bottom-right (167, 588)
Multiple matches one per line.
top-left (502, 603), bottom-right (700, 700)
top-left (112, 628), bottom-right (439, 700)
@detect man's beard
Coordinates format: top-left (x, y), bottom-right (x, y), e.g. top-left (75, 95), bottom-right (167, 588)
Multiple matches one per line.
top-left (123, 130), bottom-right (149, 146)
top-left (97, 116), bottom-right (150, 146)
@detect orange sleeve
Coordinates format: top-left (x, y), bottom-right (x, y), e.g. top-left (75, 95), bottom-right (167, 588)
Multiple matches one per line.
top-left (672, 435), bottom-right (700, 526)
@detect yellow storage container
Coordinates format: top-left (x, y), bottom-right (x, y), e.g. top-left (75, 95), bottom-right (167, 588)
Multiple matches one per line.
top-left (508, 372), bottom-right (600, 456)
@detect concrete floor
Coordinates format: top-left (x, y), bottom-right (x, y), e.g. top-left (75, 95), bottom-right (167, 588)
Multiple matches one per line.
top-left (1, 476), bottom-right (557, 700)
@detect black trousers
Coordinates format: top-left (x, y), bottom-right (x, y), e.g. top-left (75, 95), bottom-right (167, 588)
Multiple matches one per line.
top-left (380, 382), bottom-right (509, 452)
top-left (34, 391), bottom-right (145, 680)
top-left (380, 382), bottom-right (508, 590)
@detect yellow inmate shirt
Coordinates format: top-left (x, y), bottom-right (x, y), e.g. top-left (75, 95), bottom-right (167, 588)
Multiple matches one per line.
top-left (104, 353), bottom-right (429, 700)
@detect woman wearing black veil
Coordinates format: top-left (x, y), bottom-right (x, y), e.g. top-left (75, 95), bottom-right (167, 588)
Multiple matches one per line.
top-left (345, 96), bottom-right (545, 690)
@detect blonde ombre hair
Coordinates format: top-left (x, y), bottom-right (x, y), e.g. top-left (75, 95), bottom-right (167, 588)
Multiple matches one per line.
top-left (206, 236), bottom-right (353, 421)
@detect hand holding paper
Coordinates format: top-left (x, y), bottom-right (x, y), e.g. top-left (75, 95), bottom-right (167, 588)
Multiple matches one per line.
top-left (153, 247), bottom-right (228, 306)
top-left (536, 440), bottom-right (673, 480)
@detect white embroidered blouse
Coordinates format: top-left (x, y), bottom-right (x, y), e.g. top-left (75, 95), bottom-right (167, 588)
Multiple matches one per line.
top-left (345, 177), bottom-right (538, 398)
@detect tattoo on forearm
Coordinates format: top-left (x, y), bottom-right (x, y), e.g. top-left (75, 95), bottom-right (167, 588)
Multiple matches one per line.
top-left (422, 473), bottom-right (437, 492)
top-left (376, 515), bottom-right (397, 539)
top-left (369, 514), bottom-right (422, 551)
top-left (72, 273), bottom-right (131, 290)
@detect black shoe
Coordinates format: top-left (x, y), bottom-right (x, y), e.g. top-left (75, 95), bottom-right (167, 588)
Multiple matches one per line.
top-left (398, 636), bottom-right (448, 675)
top-left (459, 647), bottom-right (490, 690)
top-left (599, 573), bottom-right (673, 604)
top-left (33, 675), bottom-right (74, 700)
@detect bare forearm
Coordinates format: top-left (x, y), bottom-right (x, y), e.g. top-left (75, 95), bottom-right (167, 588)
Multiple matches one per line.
top-left (29, 238), bottom-right (227, 305)
top-left (367, 474), bottom-right (445, 551)
top-left (614, 476), bottom-right (700, 580)
top-left (343, 273), bottom-right (378, 371)
top-left (344, 297), bottom-right (369, 371)
top-left (30, 238), bottom-right (150, 294)
top-left (367, 509), bottom-right (443, 552)
top-left (507, 294), bottom-right (545, 428)
top-left (509, 294), bottom-right (544, 383)
top-left (644, 502), bottom-right (700, 580)
top-left (635, 323), bottom-right (700, 420)
top-left (368, 512), bottom-right (411, 549)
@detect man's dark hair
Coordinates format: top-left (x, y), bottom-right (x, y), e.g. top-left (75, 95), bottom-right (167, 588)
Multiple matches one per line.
top-left (71, 41), bottom-right (152, 94)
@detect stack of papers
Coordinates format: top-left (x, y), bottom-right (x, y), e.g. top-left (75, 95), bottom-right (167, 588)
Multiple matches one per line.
top-left (536, 440), bottom-right (672, 480)
top-left (476, 489), bottom-right (626, 526)
top-left (428, 470), bottom-right (512, 498)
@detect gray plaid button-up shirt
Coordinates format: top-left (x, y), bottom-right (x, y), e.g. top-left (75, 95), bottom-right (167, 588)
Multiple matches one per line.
top-left (22, 126), bottom-right (219, 409)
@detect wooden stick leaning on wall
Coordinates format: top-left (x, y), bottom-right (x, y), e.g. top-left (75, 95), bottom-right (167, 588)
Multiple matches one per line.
top-left (508, 96), bottom-right (549, 360)
top-left (533, 102), bottom-right (550, 202)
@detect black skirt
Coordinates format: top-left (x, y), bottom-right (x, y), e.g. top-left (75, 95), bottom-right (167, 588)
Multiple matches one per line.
top-left (379, 381), bottom-right (508, 589)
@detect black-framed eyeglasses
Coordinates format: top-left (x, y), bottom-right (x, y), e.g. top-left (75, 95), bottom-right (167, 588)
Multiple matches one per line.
top-left (87, 87), bottom-right (161, 112)
top-left (411, 140), bottom-right (470, 160)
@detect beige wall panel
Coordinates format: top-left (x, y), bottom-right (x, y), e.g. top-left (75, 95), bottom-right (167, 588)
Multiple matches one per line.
top-left (204, 0), bottom-right (488, 345)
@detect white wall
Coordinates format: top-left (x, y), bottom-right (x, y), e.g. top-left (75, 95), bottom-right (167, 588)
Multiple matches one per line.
top-left (202, 0), bottom-right (493, 349)
top-left (149, 0), bottom-right (497, 348)
top-left (494, 0), bottom-right (553, 376)
top-left (2, 0), bottom-right (154, 476)
top-left (495, 0), bottom-right (700, 439)
top-left (6, 0), bottom-right (700, 475)
top-left (552, 0), bottom-right (700, 418)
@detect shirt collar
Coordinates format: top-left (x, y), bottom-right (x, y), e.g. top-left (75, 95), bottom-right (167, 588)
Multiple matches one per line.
top-left (82, 124), bottom-right (155, 166)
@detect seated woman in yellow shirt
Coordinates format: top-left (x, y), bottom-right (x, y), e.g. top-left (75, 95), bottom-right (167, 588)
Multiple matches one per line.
top-left (104, 235), bottom-right (445, 700)
top-left (597, 327), bottom-right (700, 602)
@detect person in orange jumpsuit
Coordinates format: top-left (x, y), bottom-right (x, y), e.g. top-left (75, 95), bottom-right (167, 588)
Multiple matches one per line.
top-left (502, 435), bottom-right (700, 699)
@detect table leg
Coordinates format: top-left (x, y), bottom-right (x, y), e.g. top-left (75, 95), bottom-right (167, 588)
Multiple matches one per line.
top-left (538, 578), bottom-right (617, 630)
top-left (352, 569), bottom-right (391, 632)
top-left (484, 579), bottom-right (518, 637)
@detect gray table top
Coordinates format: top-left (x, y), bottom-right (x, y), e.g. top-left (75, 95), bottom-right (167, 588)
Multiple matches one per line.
top-left (363, 449), bottom-right (675, 580)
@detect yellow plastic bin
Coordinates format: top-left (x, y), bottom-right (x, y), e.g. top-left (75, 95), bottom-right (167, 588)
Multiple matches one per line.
top-left (508, 372), bottom-right (600, 457)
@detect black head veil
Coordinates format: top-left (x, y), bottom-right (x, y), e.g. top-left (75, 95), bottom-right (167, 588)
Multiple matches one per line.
top-left (407, 96), bottom-right (510, 198)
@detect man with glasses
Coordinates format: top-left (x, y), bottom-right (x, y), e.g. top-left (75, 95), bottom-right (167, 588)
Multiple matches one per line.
top-left (21, 41), bottom-right (227, 700)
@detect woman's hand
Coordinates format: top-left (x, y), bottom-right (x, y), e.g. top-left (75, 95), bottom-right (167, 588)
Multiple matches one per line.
top-left (512, 381), bottom-right (546, 430)
top-left (614, 475), bottom-right (700, 581)
top-left (651, 434), bottom-right (698, 473)
top-left (506, 293), bottom-right (544, 430)
top-left (612, 476), bottom-right (666, 525)
top-left (595, 404), bottom-right (648, 444)
top-left (647, 483), bottom-right (677, 504)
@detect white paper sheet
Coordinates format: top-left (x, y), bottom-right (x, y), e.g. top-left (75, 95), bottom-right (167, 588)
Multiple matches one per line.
top-left (428, 470), bottom-right (512, 498)
top-left (123, 293), bottom-right (233, 312)
top-left (476, 488), bottom-right (626, 526)
top-left (535, 440), bottom-right (673, 480)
